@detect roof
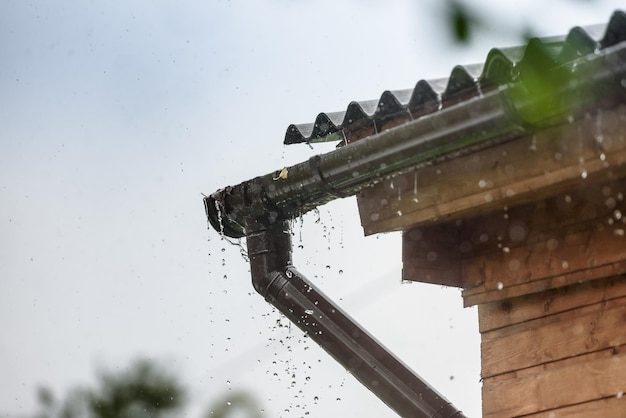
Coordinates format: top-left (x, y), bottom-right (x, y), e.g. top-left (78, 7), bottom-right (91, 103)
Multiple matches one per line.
top-left (284, 11), bottom-right (626, 146)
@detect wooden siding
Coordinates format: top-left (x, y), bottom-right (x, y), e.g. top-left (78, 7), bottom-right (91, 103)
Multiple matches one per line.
top-left (479, 277), bottom-right (626, 417)
top-left (358, 105), bottom-right (626, 236)
top-left (402, 176), bottom-right (626, 298)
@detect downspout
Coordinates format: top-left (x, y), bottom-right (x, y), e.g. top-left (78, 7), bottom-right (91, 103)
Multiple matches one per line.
top-left (205, 42), bottom-right (626, 417)
top-left (244, 217), bottom-right (465, 418)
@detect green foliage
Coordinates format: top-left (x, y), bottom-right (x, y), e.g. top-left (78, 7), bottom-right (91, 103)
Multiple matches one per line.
top-left (448, 1), bottom-right (473, 43)
top-left (26, 359), bottom-right (185, 418)
top-left (87, 359), bottom-right (185, 418)
top-left (22, 358), bottom-right (264, 418)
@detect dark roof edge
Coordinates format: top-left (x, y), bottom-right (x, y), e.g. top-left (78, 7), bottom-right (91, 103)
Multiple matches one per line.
top-left (284, 11), bottom-right (626, 145)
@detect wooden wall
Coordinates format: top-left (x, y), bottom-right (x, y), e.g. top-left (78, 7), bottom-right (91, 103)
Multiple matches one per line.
top-left (479, 276), bottom-right (626, 417)
top-left (356, 98), bottom-right (626, 417)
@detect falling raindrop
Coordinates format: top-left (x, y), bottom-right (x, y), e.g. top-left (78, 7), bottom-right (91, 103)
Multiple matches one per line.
top-left (496, 282), bottom-right (504, 290)
top-left (606, 197), bottom-right (617, 209)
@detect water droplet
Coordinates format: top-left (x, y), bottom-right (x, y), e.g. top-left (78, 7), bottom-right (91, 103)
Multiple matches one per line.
top-left (478, 179), bottom-right (487, 188)
top-left (396, 210), bottom-right (402, 216)
top-left (508, 259), bottom-right (521, 271)
top-left (564, 195), bottom-right (572, 203)
top-left (561, 261), bottom-right (569, 269)
top-left (338, 269), bottom-right (343, 275)
top-left (496, 282), bottom-right (504, 290)
top-left (502, 247), bottom-right (510, 253)
top-left (580, 170), bottom-right (588, 179)
top-left (614, 228), bottom-right (625, 236)
top-left (606, 198), bottom-right (617, 209)
top-left (285, 269), bottom-right (293, 278)
top-left (600, 153), bottom-right (606, 161)
top-left (304, 309), bottom-right (314, 315)
top-left (546, 238), bottom-right (559, 251)
top-left (614, 210), bottom-right (622, 220)
top-left (617, 391), bottom-right (624, 399)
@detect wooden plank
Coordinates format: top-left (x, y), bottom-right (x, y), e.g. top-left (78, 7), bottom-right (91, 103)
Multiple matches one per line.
top-left (480, 295), bottom-right (626, 378)
top-left (461, 199), bottom-right (626, 305)
top-left (358, 105), bottom-right (626, 235)
top-left (457, 178), bottom-right (626, 258)
top-left (464, 260), bottom-right (626, 307)
top-left (477, 276), bottom-right (626, 332)
top-left (482, 345), bottom-right (626, 417)
top-left (522, 396), bottom-right (626, 418)
top-left (402, 223), bottom-right (463, 286)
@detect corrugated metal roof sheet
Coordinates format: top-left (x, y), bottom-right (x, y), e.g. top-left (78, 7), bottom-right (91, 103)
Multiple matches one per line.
top-left (284, 11), bottom-right (626, 146)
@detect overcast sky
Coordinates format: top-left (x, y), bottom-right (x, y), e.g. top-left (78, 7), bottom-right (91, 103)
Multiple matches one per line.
top-left (1, 1), bottom-right (624, 417)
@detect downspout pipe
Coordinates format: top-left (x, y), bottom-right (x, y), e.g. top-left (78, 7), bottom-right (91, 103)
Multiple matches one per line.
top-left (245, 217), bottom-right (466, 418)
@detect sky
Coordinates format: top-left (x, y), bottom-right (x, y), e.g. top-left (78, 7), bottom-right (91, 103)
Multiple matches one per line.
top-left (1, 1), bottom-right (624, 417)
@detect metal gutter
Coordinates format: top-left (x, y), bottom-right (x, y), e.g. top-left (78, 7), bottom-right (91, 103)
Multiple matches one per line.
top-left (206, 38), bottom-right (626, 239)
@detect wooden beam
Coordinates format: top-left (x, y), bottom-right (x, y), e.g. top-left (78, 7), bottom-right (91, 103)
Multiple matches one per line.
top-left (482, 345), bottom-right (626, 417)
top-left (521, 396), bottom-right (626, 418)
top-left (481, 295), bottom-right (626, 378)
top-left (477, 276), bottom-right (626, 333)
top-left (358, 105), bottom-right (626, 236)
top-left (402, 223), bottom-right (463, 287)
top-left (461, 177), bottom-right (626, 306)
